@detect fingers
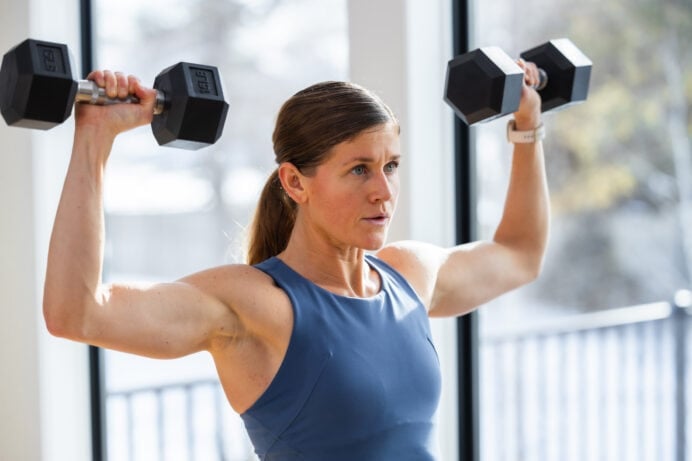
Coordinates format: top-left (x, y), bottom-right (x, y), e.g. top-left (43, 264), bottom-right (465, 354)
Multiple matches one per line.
top-left (86, 70), bottom-right (143, 100)
top-left (104, 71), bottom-right (128, 99)
top-left (516, 59), bottom-right (541, 89)
top-left (128, 74), bottom-right (141, 96)
top-left (512, 59), bottom-right (542, 128)
top-left (128, 75), bottom-right (156, 103)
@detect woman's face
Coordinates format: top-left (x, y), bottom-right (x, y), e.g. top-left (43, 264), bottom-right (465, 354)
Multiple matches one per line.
top-left (299, 122), bottom-right (401, 252)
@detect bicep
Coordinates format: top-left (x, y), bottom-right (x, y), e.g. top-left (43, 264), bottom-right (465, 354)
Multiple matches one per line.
top-left (381, 240), bottom-right (537, 318)
top-left (82, 280), bottom-right (237, 359)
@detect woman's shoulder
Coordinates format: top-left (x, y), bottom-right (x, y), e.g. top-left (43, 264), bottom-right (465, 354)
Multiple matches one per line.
top-left (180, 262), bottom-right (291, 332)
top-left (180, 261), bottom-right (277, 292)
top-left (376, 241), bottom-right (447, 309)
top-left (376, 240), bottom-right (445, 271)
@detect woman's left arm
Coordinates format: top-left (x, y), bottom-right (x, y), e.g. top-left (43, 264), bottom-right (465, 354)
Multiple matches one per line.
top-left (379, 61), bottom-right (549, 317)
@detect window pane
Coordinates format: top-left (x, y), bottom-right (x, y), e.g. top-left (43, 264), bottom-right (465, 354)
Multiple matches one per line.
top-left (472, 0), bottom-right (691, 459)
top-left (473, 1), bottom-right (690, 317)
top-left (93, 1), bottom-right (348, 459)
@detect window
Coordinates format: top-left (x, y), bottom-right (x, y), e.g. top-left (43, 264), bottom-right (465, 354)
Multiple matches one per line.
top-left (472, 0), bottom-right (691, 459)
top-left (93, 1), bottom-right (348, 459)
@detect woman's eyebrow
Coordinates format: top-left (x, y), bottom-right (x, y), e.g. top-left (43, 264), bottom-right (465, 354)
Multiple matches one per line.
top-left (342, 154), bottom-right (401, 166)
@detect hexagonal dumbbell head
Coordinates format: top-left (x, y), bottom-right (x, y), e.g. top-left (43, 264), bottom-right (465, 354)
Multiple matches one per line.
top-left (520, 38), bottom-right (592, 112)
top-left (0, 39), bottom-right (77, 130)
top-left (151, 62), bottom-right (229, 150)
top-left (444, 46), bottom-right (524, 125)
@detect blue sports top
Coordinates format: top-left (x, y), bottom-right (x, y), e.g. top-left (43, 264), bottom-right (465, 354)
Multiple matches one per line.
top-left (241, 255), bottom-right (441, 460)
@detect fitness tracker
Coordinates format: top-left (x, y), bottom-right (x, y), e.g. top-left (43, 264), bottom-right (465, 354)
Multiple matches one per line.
top-left (506, 120), bottom-right (545, 144)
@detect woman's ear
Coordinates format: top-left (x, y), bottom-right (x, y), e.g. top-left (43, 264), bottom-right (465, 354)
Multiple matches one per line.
top-left (277, 162), bottom-right (308, 204)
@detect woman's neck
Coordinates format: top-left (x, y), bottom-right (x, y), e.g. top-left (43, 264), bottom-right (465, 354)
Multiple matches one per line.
top-left (278, 237), bottom-right (379, 298)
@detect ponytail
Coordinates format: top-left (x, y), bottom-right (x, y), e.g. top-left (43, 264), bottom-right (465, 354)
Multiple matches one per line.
top-left (247, 169), bottom-right (297, 265)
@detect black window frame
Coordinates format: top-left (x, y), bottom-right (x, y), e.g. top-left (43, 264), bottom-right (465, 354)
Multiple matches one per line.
top-left (451, 2), bottom-right (480, 460)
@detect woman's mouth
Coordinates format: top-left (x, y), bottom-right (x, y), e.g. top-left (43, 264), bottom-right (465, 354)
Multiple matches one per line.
top-left (363, 215), bottom-right (389, 226)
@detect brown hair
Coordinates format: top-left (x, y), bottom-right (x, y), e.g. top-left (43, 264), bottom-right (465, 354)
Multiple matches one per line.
top-left (246, 81), bottom-right (398, 265)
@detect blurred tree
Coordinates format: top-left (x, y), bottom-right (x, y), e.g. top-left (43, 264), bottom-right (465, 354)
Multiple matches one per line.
top-left (527, 0), bottom-right (691, 309)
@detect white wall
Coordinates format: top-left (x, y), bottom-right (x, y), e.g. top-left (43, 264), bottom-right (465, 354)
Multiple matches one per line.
top-left (348, 1), bottom-right (458, 460)
top-left (0, 2), bottom-right (41, 454)
top-left (0, 1), bottom-right (91, 460)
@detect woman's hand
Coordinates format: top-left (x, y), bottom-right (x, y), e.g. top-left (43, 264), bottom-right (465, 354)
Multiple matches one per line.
top-left (513, 59), bottom-right (542, 130)
top-left (74, 70), bottom-right (158, 140)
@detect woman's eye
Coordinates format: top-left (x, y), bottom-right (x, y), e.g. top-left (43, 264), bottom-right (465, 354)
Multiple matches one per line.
top-left (384, 161), bottom-right (399, 173)
top-left (352, 165), bottom-right (367, 176)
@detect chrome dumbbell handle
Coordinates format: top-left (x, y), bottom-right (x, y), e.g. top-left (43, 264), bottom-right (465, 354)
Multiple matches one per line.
top-left (75, 80), bottom-right (166, 115)
top-left (534, 68), bottom-right (548, 91)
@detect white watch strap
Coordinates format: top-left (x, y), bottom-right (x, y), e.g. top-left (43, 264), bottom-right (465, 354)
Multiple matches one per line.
top-left (506, 120), bottom-right (545, 143)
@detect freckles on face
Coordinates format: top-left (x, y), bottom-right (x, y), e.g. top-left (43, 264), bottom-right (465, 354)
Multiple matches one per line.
top-left (304, 123), bottom-right (401, 247)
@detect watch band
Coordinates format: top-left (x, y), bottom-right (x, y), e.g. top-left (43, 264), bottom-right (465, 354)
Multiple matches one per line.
top-left (506, 120), bottom-right (545, 143)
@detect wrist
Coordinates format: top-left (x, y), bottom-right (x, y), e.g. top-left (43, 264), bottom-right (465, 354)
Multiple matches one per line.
top-left (72, 124), bottom-right (116, 166)
top-left (74, 121), bottom-right (117, 144)
top-left (506, 119), bottom-right (545, 144)
top-left (511, 116), bottom-right (541, 131)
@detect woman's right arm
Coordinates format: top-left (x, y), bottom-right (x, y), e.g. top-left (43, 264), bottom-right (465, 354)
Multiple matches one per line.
top-left (42, 71), bottom-right (241, 359)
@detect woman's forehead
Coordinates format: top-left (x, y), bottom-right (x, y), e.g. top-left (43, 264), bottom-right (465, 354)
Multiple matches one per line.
top-left (332, 123), bottom-right (400, 155)
top-left (293, 123), bottom-right (400, 176)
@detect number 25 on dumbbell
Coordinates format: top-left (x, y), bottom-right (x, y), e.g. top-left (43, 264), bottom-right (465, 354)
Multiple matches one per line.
top-left (0, 38), bottom-right (229, 150)
top-left (444, 38), bottom-right (592, 125)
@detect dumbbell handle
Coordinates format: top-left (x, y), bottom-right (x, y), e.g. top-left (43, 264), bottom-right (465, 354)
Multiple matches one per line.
top-left (75, 80), bottom-right (166, 115)
top-left (533, 68), bottom-right (548, 91)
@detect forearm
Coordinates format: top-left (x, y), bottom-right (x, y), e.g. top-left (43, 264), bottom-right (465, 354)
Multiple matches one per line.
top-left (43, 128), bottom-right (114, 337)
top-left (493, 137), bottom-right (550, 277)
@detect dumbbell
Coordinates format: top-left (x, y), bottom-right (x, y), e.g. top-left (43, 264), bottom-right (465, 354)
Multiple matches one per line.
top-left (444, 38), bottom-right (592, 125)
top-left (0, 38), bottom-right (229, 150)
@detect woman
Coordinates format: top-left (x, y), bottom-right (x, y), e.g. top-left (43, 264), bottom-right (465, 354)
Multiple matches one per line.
top-left (43, 61), bottom-right (548, 460)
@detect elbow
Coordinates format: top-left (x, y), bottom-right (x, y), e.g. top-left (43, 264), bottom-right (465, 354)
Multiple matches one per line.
top-left (517, 253), bottom-right (545, 287)
top-left (42, 297), bottom-right (90, 341)
top-left (43, 301), bottom-right (74, 339)
top-left (44, 312), bottom-right (66, 338)
top-left (496, 236), bottom-right (548, 289)
top-left (524, 261), bottom-right (543, 285)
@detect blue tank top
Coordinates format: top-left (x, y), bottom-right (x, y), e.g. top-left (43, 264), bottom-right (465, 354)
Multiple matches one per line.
top-left (241, 255), bottom-right (441, 460)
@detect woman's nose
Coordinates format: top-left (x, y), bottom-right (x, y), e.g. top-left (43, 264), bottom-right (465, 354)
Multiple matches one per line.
top-left (368, 171), bottom-right (395, 202)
